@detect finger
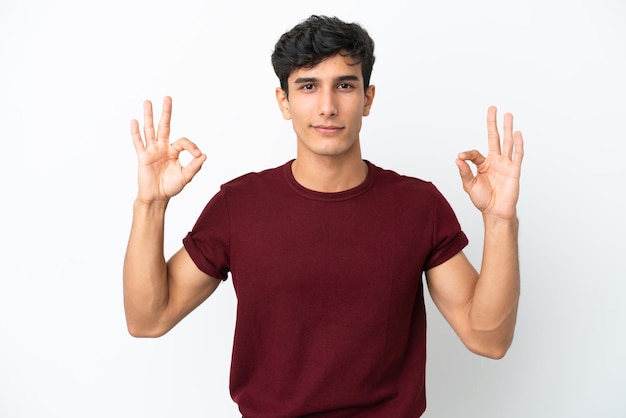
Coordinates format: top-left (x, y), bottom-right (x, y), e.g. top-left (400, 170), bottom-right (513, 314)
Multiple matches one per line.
top-left (143, 100), bottom-right (156, 144)
top-left (513, 130), bottom-right (524, 166)
top-left (502, 112), bottom-right (514, 159)
top-left (130, 119), bottom-right (145, 154)
top-left (182, 152), bottom-right (207, 183)
top-left (457, 149), bottom-right (487, 167)
top-left (171, 137), bottom-right (207, 181)
top-left (157, 96), bottom-right (172, 143)
top-left (487, 105), bottom-right (501, 156)
top-left (455, 158), bottom-right (475, 192)
top-left (171, 137), bottom-right (203, 157)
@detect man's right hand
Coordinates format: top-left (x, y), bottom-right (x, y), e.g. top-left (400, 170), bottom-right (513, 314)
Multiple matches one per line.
top-left (131, 96), bottom-right (207, 203)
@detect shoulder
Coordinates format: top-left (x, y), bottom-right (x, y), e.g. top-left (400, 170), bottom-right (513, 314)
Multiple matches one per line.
top-left (221, 161), bottom-right (291, 193)
top-left (367, 162), bottom-right (458, 217)
top-left (368, 161), bottom-right (440, 196)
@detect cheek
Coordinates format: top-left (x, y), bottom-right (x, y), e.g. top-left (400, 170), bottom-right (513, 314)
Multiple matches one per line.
top-left (288, 105), bottom-right (311, 124)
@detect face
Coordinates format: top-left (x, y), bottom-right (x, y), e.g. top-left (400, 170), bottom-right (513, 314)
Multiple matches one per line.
top-left (275, 54), bottom-right (375, 161)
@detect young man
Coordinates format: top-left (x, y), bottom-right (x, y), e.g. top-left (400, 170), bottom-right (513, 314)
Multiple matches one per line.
top-left (124, 15), bottom-right (524, 418)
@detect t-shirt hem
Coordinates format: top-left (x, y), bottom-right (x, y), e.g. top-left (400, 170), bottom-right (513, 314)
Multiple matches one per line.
top-left (424, 231), bottom-right (469, 271)
top-left (183, 234), bottom-right (229, 281)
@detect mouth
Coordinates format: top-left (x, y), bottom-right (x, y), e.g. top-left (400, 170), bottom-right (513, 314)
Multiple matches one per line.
top-left (312, 125), bottom-right (343, 135)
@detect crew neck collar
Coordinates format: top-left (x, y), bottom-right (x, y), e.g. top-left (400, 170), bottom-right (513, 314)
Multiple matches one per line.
top-left (282, 159), bottom-right (378, 201)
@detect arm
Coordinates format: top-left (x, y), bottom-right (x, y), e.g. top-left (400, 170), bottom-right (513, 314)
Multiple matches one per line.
top-left (426, 106), bottom-right (524, 359)
top-left (123, 97), bottom-right (219, 338)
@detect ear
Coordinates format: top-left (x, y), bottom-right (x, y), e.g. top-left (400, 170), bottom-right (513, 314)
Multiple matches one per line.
top-left (363, 85), bottom-right (376, 117)
top-left (275, 87), bottom-right (291, 120)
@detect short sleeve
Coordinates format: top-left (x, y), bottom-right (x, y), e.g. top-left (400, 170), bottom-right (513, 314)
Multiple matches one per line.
top-left (183, 189), bottom-right (231, 280)
top-left (423, 185), bottom-right (469, 271)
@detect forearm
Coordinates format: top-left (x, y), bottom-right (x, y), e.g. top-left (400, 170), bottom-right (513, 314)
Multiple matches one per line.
top-left (123, 199), bottom-right (170, 336)
top-left (469, 215), bottom-right (520, 334)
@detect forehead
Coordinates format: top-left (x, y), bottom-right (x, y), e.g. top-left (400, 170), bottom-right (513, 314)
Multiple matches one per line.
top-left (288, 54), bottom-right (363, 82)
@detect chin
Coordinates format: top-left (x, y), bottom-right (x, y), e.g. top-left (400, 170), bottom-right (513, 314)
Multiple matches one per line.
top-left (313, 142), bottom-right (358, 158)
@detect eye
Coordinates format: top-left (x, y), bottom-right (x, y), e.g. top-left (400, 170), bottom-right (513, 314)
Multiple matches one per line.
top-left (302, 84), bottom-right (315, 90)
top-left (338, 82), bottom-right (354, 90)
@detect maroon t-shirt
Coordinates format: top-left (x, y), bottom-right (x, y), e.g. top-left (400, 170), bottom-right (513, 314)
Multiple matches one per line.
top-left (183, 160), bottom-right (468, 417)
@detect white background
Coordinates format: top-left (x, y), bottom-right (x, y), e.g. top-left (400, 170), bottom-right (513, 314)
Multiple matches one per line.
top-left (1, 0), bottom-right (625, 417)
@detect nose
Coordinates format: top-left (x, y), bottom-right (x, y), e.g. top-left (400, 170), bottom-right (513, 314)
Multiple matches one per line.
top-left (318, 89), bottom-right (338, 117)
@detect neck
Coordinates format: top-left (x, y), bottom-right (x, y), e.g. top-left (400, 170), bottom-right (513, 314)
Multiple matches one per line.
top-left (291, 154), bottom-right (368, 193)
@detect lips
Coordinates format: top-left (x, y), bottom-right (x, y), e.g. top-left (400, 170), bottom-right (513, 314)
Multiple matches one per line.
top-left (313, 125), bottom-right (343, 135)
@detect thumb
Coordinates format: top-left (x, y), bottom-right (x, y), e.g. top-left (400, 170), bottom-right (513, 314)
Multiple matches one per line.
top-left (456, 158), bottom-right (474, 190)
top-left (182, 153), bottom-right (207, 183)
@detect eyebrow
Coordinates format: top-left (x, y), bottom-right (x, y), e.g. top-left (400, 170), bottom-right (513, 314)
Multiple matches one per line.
top-left (293, 75), bottom-right (361, 84)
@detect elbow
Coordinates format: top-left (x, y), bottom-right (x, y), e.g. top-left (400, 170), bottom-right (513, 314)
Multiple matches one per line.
top-left (125, 318), bottom-right (169, 338)
top-left (470, 343), bottom-right (510, 360)
top-left (124, 298), bottom-right (171, 338)
top-left (464, 331), bottom-right (514, 360)
top-left (127, 326), bottom-right (163, 339)
top-left (127, 325), bottom-right (167, 338)
top-left (465, 308), bottom-right (517, 359)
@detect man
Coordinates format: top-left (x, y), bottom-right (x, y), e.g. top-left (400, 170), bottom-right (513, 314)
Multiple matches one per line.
top-left (124, 15), bottom-right (524, 417)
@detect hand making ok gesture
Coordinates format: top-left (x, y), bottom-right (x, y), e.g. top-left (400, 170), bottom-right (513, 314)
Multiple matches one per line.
top-left (130, 96), bottom-right (207, 203)
top-left (456, 106), bottom-right (525, 220)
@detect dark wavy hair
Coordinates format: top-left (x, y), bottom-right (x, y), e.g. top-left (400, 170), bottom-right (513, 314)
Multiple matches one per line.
top-left (271, 15), bottom-right (376, 96)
